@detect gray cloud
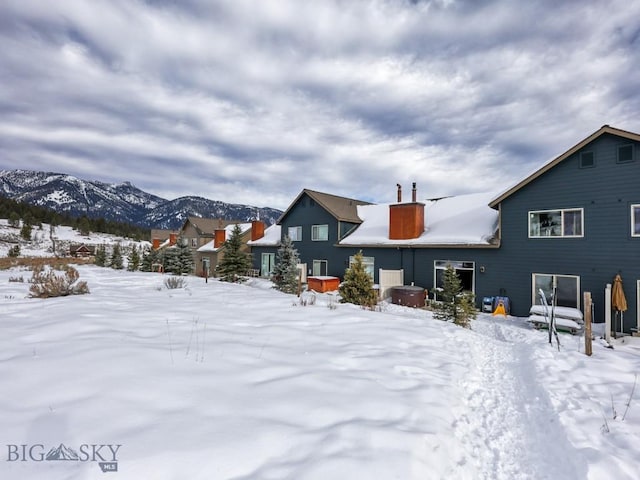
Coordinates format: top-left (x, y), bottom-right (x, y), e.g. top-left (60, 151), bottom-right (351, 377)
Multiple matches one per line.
top-left (1, 0), bottom-right (639, 209)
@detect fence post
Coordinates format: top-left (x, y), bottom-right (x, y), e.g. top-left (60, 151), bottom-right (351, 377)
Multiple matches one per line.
top-left (584, 291), bottom-right (592, 356)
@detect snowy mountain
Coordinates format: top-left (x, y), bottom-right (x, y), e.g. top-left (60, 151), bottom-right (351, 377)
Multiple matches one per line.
top-left (0, 170), bottom-right (282, 229)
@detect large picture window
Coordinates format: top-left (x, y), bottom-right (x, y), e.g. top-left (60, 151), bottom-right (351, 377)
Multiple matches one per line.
top-left (532, 273), bottom-right (580, 308)
top-left (288, 226), bottom-right (302, 241)
top-left (529, 209), bottom-right (583, 238)
top-left (631, 205), bottom-right (640, 237)
top-left (434, 260), bottom-right (475, 300)
top-left (312, 224), bottom-right (329, 241)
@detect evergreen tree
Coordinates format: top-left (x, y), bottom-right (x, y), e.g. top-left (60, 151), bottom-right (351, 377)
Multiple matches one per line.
top-left (127, 244), bottom-right (141, 271)
top-left (141, 247), bottom-right (160, 272)
top-left (8, 212), bottom-right (20, 228)
top-left (162, 247), bottom-right (179, 274)
top-left (20, 222), bottom-right (32, 241)
top-left (77, 216), bottom-right (91, 236)
top-left (433, 265), bottom-right (476, 328)
top-left (217, 224), bottom-right (252, 283)
top-left (8, 245), bottom-right (20, 257)
top-left (174, 238), bottom-right (194, 275)
top-left (339, 250), bottom-right (377, 308)
top-left (272, 235), bottom-right (300, 294)
top-left (94, 244), bottom-right (107, 267)
top-left (109, 243), bottom-right (124, 270)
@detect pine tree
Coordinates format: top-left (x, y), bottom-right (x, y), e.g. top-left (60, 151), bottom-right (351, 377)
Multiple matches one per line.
top-left (174, 238), bottom-right (194, 275)
top-left (109, 243), bottom-right (124, 270)
top-left (141, 247), bottom-right (160, 272)
top-left (8, 212), bottom-right (20, 228)
top-left (8, 245), bottom-right (20, 257)
top-left (127, 244), bottom-right (141, 271)
top-left (162, 248), bottom-right (179, 274)
top-left (339, 250), bottom-right (377, 308)
top-left (94, 244), bottom-right (107, 267)
top-left (433, 265), bottom-right (476, 328)
top-left (20, 222), bottom-right (32, 241)
top-left (272, 235), bottom-right (300, 294)
top-left (217, 224), bottom-right (252, 283)
top-left (77, 216), bottom-right (91, 236)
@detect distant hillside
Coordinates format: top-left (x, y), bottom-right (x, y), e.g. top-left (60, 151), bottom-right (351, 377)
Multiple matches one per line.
top-left (0, 170), bottom-right (282, 229)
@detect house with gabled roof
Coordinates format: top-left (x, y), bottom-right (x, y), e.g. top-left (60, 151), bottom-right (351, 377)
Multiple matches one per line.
top-left (178, 216), bottom-right (266, 276)
top-left (250, 125), bottom-right (640, 332)
top-left (486, 124), bottom-right (640, 329)
top-left (257, 188), bottom-right (372, 279)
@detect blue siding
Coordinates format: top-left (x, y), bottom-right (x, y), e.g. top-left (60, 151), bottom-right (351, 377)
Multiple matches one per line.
top-left (496, 133), bottom-right (640, 325)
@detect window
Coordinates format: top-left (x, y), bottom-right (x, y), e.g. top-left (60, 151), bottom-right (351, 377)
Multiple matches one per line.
top-left (631, 205), bottom-right (640, 237)
top-left (617, 144), bottom-right (634, 163)
top-left (529, 209), bottom-right (583, 237)
top-left (312, 260), bottom-right (328, 276)
top-left (532, 273), bottom-right (580, 309)
top-left (312, 224), bottom-right (329, 241)
top-left (288, 226), bottom-right (302, 241)
top-left (434, 260), bottom-right (475, 300)
top-left (191, 238), bottom-right (198, 247)
top-left (580, 151), bottom-right (595, 168)
top-left (349, 255), bottom-right (375, 281)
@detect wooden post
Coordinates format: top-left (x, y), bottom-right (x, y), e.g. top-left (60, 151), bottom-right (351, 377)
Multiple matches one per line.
top-left (584, 291), bottom-right (593, 356)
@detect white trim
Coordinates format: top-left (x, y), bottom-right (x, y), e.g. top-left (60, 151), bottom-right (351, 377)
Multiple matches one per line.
top-left (311, 224), bottom-right (329, 241)
top-left (528, 208), bottom-right (584, 238)
top-left (433, 260), bottom-right (476, 300)
top-left (288, 226), bottom-right (302, 242)
top-left (531, 273), bottom-right (580, 308)
top-left (631, 204), bottom-right (640, 237)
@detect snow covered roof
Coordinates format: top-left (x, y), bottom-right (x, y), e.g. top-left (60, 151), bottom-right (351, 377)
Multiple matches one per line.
top-left (197, 223), bottom-right (252, 252)
top-left (247, 224), bottom-right (281, 247)
top-left (339, 191), bottom-right (499, 247)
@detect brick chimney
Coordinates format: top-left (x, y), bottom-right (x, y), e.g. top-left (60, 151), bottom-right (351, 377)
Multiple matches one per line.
top-left (251, 220), bottom-right (265, 241)
top-left (152, 238), bottom-right (161, 250)
top-left (389, 182), bottom-right (425, 240)
top-left (169, 233), bottom-right (178, 245)
top-left (214, 229), bottom-right (226, 248)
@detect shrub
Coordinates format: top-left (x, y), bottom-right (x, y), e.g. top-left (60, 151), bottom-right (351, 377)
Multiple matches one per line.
top-left (164, 276), bottom-right (187, 290)
top-left (29, 265), bottom-right (90, 298)
top-left (7, 245), bottom-right (20, 258)
top-left (8, 275), bottom-right (24, 283)
top-left (339, 251), bottom-right (377, 308)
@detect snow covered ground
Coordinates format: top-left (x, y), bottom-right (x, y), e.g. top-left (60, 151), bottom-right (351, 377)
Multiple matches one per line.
top-left (0, 219), bottom-right (148, 258)
top-left (1, 266), bottom-right (639, 480)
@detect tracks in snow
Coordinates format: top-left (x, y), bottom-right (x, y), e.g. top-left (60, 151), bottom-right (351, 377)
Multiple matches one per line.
top-left (447, 317), bottom-right (587, 480)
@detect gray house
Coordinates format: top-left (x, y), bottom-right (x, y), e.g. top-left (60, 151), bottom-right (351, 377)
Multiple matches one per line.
top-left (250, 125), bottom-right (640, 332)
top-left (487, 125), bottom-right (640, 329)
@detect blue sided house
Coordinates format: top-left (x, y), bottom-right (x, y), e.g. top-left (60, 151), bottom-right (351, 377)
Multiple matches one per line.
top-left (249, 125), bottom-right (640, 333)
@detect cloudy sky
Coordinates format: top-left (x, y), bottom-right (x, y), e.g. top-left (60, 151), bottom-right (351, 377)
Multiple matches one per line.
top-left (1, 0), bottom-right (639, 209)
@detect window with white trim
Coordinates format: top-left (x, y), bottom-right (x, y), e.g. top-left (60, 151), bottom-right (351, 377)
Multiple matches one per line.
top-left (312, 224), bottom-right (329, 241)
top-left (349, 255), bottom-right (375, 281)
top-left (532, 273), bottom-right (580, 309)
top-left (529, 209), bottom-right (583, 238)
top-left (191, 238), bottom-right (198, 247)
top-left (434, 260), bottom-right (475, 301)
top-left (631, 205), bottom-right (640, 237)
top-left (312, 259), bottom-right (328, 276)
top-left (288, 226), bottom-right (302, 241)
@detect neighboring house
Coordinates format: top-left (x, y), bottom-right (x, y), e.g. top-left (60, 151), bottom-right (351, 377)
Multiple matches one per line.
top-left (247, 223), bottom-right (282, 278)
top-left (270, 189), bottom-right (372, 278)
top-left (250, 125), bottom-right (640, 332)
top-left (487, 124), bottom-right (640, 329)
top-left (69, 243), bottom-right (96, 257)
top-left (196, 221), bottom-right (265, 277)
top-left (150, 229), bottom-right (179, 250)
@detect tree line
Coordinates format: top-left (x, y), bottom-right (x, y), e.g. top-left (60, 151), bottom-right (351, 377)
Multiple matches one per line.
top-left (0, 195), bottom-right (149, 240)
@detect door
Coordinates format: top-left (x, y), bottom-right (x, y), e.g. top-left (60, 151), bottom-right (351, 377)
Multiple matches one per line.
top-left (261, 253), bottom-right (275, 278)
top-left (312, 259), bottom-right (328, 276)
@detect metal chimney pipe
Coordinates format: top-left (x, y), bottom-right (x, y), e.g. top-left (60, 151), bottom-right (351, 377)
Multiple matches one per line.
top-left (397, 184), bottom-right (402, 203)
top-left (412, 182), bottom-right (417, 202)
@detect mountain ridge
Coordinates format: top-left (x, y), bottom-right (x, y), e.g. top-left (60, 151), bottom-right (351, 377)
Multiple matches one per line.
top-left (0, 170), bottom-right (282, 229)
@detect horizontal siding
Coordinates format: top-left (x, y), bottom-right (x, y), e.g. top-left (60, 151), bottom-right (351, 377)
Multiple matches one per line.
top-left (498, 133), bottom-right (640, 324)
